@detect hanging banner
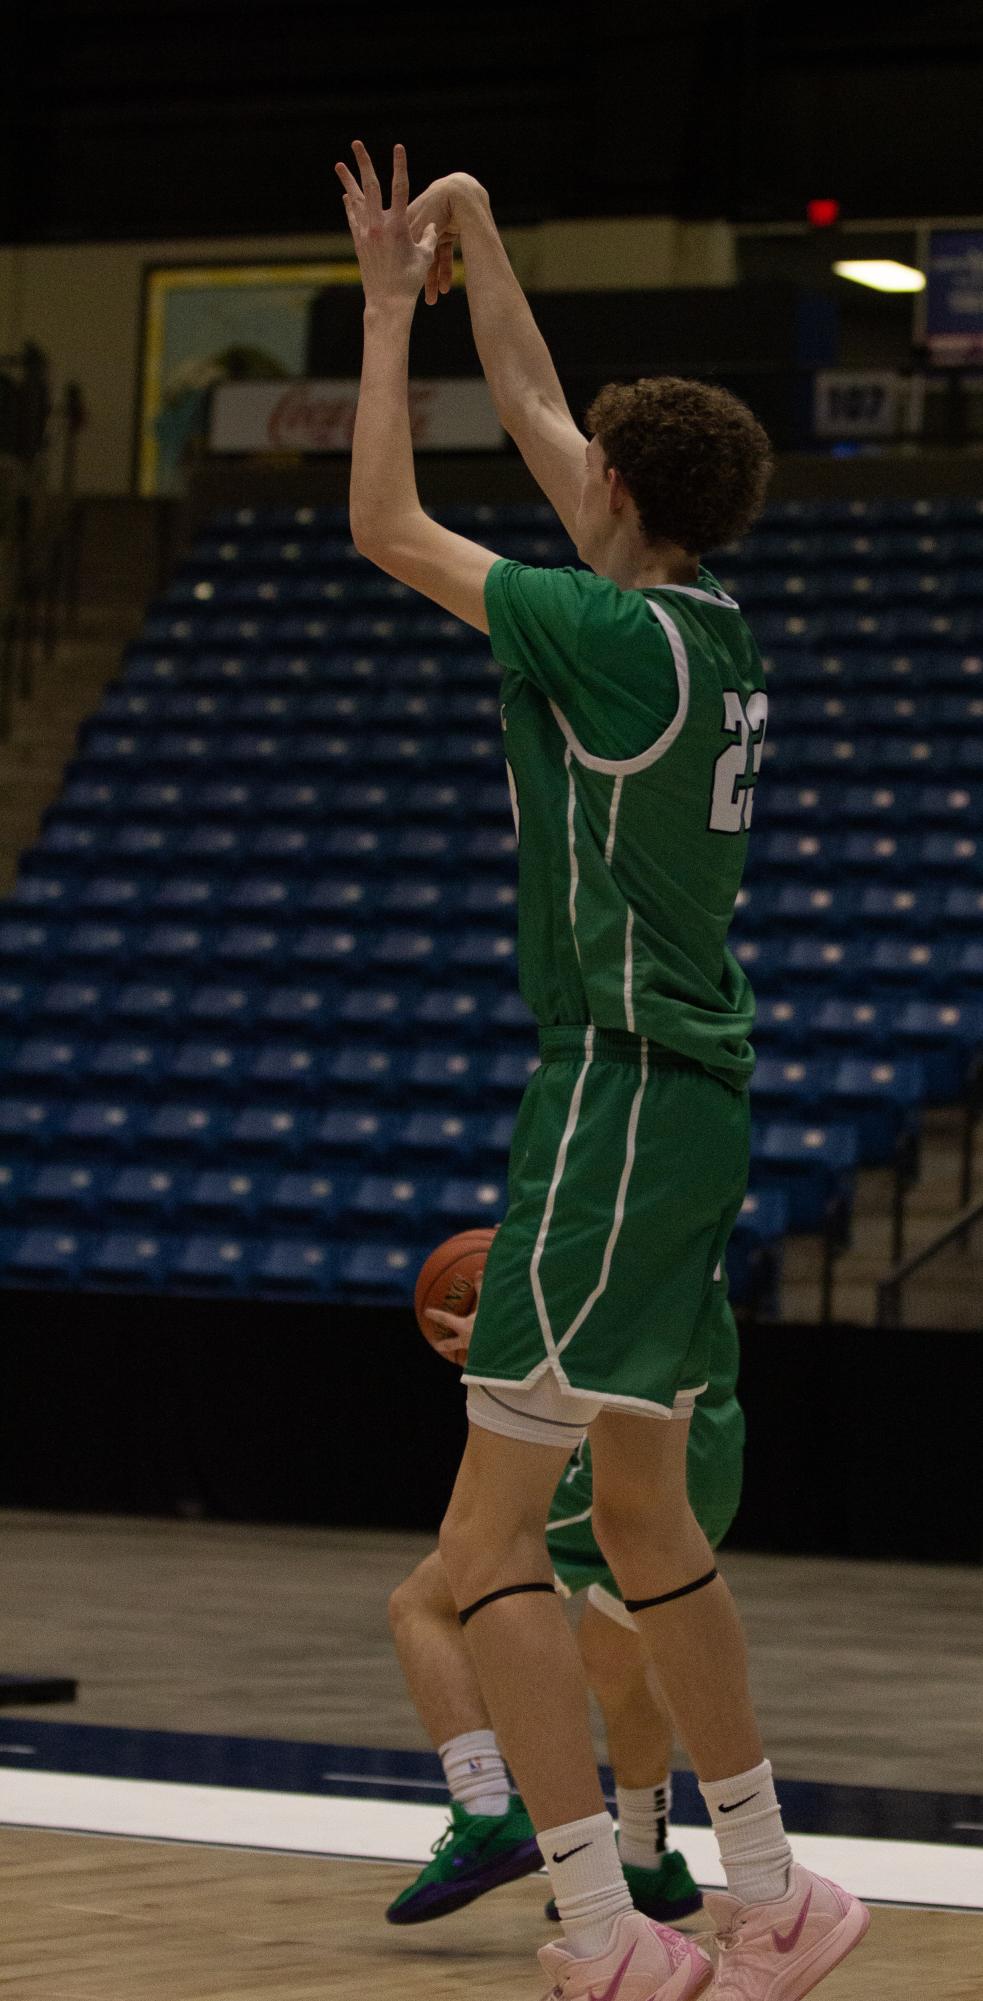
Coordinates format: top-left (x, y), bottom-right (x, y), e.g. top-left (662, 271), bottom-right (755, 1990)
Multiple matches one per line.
top-left (925, 231), bottom-right (983, 363)
top-left (209, 378), bottom-right (504, 454)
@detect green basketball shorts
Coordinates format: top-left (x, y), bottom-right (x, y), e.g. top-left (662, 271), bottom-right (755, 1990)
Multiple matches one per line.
top-left (462, 1024), bottom-right (750, 1421)
top-left (546, 1297), bottom-right (745, 1620)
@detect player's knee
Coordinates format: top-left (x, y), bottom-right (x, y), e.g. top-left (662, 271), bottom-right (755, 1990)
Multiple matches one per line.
top-left (388, 1550), bottom-right (454, 1635)
top-left (591, 1489), bottom-right (692, 1579)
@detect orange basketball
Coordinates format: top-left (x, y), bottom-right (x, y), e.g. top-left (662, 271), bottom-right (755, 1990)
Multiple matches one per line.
top-left (413, 1228), bottom-right (497, 1350)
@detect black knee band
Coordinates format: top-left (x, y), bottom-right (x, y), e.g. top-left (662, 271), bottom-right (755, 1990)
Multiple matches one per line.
top-left (624, 1566), bottom-right (718, 1613)
top-left (459, 1581), bottom-right (556, 1628)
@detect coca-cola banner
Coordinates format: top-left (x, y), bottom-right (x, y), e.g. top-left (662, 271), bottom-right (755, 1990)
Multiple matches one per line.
top-left (210, 378), bottom-right (504, 453)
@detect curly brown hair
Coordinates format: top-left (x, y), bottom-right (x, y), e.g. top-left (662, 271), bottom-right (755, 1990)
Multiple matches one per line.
top-left (584, 375), bottom-right (772, 554)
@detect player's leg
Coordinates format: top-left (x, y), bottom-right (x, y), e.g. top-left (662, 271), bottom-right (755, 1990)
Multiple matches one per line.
top-left (439, 1415), bottom-right (712, 1995)
top-left (384, 1551), bottom-right (541, 1923)
top-left (543, 1593), bottom-right (704, 1929)
top-left (589, 1408), bottom-right (869, 1995)
top-left (577, 1593), bottom-right (673, 1792)
top-left (389, 1549), bottom-right (496, 1761)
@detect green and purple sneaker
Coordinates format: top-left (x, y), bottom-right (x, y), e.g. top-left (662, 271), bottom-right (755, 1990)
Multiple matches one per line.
top-left (545, 1848), bottom-right (703, 1925)
top-left (385, 1796), bottom-right (542, 1924)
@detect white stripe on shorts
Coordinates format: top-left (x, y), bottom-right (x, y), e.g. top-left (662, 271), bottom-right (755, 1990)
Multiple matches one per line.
top-left (555, 1038), bottom-right (649, 1359)
top-left (528, 1025), bottom-right (595, 1369)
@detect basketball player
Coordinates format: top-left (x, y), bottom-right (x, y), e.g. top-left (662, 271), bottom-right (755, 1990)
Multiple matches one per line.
top-left (335, 141), bottom-right (868, 2000)
top-left (386, 1275), bottom-right (743, 1929)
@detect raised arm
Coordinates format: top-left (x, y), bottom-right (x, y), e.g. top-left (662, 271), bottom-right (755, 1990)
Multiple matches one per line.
top-left (409, 175), bottom-right (586, 542)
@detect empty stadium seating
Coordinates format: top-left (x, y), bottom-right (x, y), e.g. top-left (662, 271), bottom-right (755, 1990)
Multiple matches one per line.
top-left (0, 495), bottom-right (980, 1311)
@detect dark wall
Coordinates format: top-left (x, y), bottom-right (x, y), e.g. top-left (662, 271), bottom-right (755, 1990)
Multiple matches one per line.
top-left (5, 4), bottom-right (983, 243)
top-left (2, 1289), bottom-right (980, 1563)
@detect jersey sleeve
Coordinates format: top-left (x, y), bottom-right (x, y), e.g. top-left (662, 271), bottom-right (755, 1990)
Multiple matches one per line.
top-left (484, 558), bottom-right (681, 760)
top-left (484, 560), bottom-right (590, 695)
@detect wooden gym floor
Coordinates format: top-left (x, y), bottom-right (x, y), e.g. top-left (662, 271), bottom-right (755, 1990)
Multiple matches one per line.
top-left (1, 1512), bottom-right (981, 1998)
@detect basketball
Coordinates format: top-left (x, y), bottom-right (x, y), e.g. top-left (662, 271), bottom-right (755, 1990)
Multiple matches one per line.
top-left (413, 1228), bottom-right (497, 1349)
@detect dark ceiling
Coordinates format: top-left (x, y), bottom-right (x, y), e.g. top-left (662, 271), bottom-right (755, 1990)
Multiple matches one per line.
top-left (3, 1), bottom-right (983, 242)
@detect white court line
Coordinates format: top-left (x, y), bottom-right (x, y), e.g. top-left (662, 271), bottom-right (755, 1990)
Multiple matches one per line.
top-left (0, 1773), bottom-right (981, 1913)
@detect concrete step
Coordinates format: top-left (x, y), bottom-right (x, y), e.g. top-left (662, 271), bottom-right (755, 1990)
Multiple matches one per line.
top-left (781, 1272), bottom-right (983, 1329)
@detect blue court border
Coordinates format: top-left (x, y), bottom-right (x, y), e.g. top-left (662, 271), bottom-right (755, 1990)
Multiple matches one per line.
top-left (1, 1718), bottom-right (980, 1850)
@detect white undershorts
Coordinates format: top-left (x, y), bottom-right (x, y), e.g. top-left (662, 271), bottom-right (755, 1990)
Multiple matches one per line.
top-left (466, 1368), bottom-right (703, 1450)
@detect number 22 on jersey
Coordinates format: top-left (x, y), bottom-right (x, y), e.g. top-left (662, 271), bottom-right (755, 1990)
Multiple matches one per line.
top-left (709, 690), bottom-right (768, 834)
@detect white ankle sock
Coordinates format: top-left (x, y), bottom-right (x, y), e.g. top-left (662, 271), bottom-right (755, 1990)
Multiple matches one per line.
top-left (699, 1758), bottom-right (793, 1905)
top-left (438, 1729), bottom-right (510, 1816)
top-left (615, 1777), bottom-right (671, 1867)
top-left (538, 1809), bottom-right (633, 1959)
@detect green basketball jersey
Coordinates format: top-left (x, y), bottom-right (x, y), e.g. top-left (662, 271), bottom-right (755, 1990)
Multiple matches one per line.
top-left (484, 560), bottom-right (767, 1089)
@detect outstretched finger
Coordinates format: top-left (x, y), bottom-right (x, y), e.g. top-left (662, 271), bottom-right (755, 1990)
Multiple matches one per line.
top-left (352, 139), bottom-right (383, 215)
top-left (391, 141), bottom-right (409, 215)
top-left (334, 160), bottom-right (363, 203)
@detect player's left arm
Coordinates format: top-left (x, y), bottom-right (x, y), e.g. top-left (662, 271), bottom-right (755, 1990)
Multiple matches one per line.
top-left (336, 139), bottom-right (497, 634)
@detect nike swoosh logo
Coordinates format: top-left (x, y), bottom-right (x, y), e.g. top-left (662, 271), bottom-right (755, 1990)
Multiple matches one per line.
top-left (774, 1885), bottom-right (813, 1953)
top-left (718, 1793), bottom-right (759, 1814)
top-left (552, 1841), bottom-right (592, 1864)
top-left (588, 1941), bottom-right (637, 2001)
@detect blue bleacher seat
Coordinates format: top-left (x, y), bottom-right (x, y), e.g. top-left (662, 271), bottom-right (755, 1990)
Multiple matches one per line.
top-left (433, 1175), bottom-right (507, 1226)
top-left (407, 1047), bottom-right (487, 1099)
top-left (826, 1058), bottom-right (924, 1157)
top-left (37, 982), bottom-right (107, 1026)
top-left (180, 1171), bottom-right (263, 1224)
top-left (752, 1119), bottom-right (859, 1231)
top-left (106, 1165), bottom-right (181, 1216)
top-left (0, 1162), bottom-right (26, 1213)
top-left (5, 1038), bottom-right (86, 1086)
top-left (87, 1040), bottom-right (162, 1086)
top-left (253, 1238), bottom-right (336, 1296)
top-left (144, 1104), bottom-right (222, 1152)
top-left (247, 1044), bottom-right (323, 1094)
top-left (106, 983), bottom-right (183, 1028)
top-left (187, 984), bottom-right (257, 1030)
top-left (228, 1106), bottom-right (310, 1154)
top-left (167, 1042), bottom-right (246, 1090)
top-left (312, 1108), bottom-right (385, 1155)
top-left (24, 1163), bottom-right (104, 1215)
top-left (260, 1172), bottom-right (345, 1226)
top-left (336, 1240), bottom-right (419, 1302)
top-left (334, 984), bottom-right (412, 1034)
top-left (6, 1228), bottom-right (84, 1284)
top-left (171, 1235), bottom-right (252, 1291)
top-left (350, 1175), bottom-right (433, 1228)
top-left (893, 1000), bottom-right (983, 1097)
top-left (259, 983), bottom-right (342, 1035)
top-left (85, 1233), bottom-right (172, 1288)
top-left (325, 1044), bottom-right (404, 1094)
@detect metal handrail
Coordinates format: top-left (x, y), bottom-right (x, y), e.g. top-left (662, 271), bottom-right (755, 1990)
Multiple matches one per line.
top-left (875, 1189), bottom-right (983, 1328)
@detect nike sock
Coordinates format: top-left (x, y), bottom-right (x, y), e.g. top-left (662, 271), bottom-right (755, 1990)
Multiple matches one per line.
top-left (699, 1758), bottom-right (793, 1905)
top-left (538, 1809), bottom-right (633, 1959)
top-left (438, 1729), bottom-right (510, 1816)
top-left (615, 1776), bottom-right (671, 1867)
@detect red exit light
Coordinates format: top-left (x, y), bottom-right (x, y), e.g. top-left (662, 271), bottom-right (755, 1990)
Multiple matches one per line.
top-left (807, 198), bottom-right (840, 229)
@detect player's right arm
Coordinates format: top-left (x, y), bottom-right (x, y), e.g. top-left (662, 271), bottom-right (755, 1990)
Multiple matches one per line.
top-left (409, 175), bottom-right (585, 540)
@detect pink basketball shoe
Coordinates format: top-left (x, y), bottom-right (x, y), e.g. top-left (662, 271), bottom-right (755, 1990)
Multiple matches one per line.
top-left (538, 1907), bottom-right (712, 2001)
top-left (704, 1862), bottom-right (870, 1999)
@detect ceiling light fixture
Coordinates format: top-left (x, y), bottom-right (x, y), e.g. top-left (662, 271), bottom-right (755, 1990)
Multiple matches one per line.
top-left (832, 260), bottom-right (926, 293)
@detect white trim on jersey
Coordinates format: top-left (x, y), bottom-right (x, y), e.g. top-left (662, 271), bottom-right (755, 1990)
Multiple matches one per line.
top-left (564, 744), bottom-right (582, 965)
top-left (624, 905), bottom-right (636, 1032)
top-left (646, 582), bottom-right (741, 610)
top-left (604, 773), bottom-right (624, 865)
top-left (546, 597), bottom-right (690, 776)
